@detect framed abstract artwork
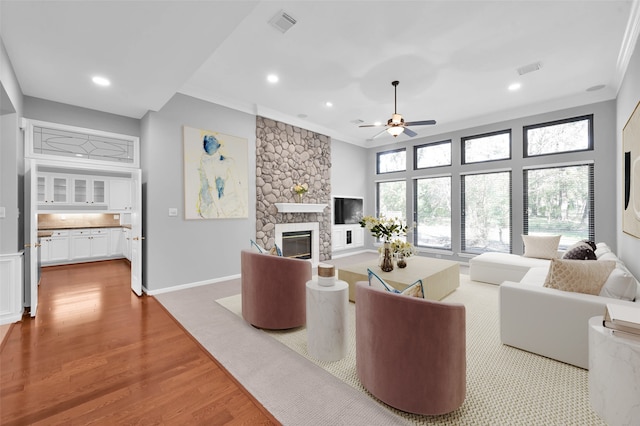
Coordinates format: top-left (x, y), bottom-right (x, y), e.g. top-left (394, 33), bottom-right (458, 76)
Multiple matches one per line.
top-left (183, 126), bottom-right (248, 219)
top-left (623, 101), bottom-right (640, 239)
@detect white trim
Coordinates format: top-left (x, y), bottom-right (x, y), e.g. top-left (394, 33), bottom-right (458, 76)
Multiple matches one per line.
top-left (145, 273), bottom-right (241, 295)
top-left (616, 0), bottom-right (640, 92)
top-left (274, 203), bottom-right (327, 213)
top-left (412, 172), bottom-right (452, 180)
top-left (23, 119), bottom-right (140, 168)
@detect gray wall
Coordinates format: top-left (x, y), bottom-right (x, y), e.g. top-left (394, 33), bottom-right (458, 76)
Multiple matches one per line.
top-left (616, 35), bottom-right (640, 279)
top-left (0, 37), bottom-right (24, 254)
top-left (363, 100), bottom-right (618, 264)
top-left (140, 93), bottom-right (257, 292)
top-left (24, 96), bottom-right (140, 137)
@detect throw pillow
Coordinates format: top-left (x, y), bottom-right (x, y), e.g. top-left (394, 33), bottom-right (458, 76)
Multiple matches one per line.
top-left (561, 242), bottom-right (597, 260)
top-left (522, 234), bottom-right (561, 259)
top-left (599, 267), bottom-right (638, 301)
top-left (367, 269), bottom-right (424, 298)
top-left (581, 240), bottom-right (597, 251)
top-left (595, 243), bottom-right (612, 258)
top-left (250, 239), bottom-right (265, 254)
top-left (543, 259), bottom-right (616, 295)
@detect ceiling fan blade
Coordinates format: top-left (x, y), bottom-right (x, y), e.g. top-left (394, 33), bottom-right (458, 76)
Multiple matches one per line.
top-left (405, 120), bottom-right (436, 126)
top-left (359, 124), bottom-right (384, 128)
top-left (372, 128), bottom-right (389, 139)
top-left (403, 127), bottom-right (418, 137)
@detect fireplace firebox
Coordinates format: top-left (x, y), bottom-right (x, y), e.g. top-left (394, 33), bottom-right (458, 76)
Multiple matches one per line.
top-left (282, 230), bottom-right (312, 259)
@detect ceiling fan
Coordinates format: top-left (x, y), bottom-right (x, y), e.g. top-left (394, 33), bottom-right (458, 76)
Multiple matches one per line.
top-left (360, 80), bottom-right (436, 138)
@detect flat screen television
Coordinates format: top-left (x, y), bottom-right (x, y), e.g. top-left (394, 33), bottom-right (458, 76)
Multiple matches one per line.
top-left (334, 197), bottom-right (363, 225)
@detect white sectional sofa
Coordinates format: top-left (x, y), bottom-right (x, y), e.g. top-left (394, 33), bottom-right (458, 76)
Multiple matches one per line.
top-left (470, 243), bottom-right (640, 369)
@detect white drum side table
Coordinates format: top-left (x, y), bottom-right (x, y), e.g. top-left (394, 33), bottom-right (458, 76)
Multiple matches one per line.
top-left (306, 265), bottom-right (349, 362)
top-left (588, 316), bottom-right (640, 426)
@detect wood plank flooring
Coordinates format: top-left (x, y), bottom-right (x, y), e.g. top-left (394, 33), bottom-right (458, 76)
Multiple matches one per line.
top-left (0, 260), bottom-right (278, 425)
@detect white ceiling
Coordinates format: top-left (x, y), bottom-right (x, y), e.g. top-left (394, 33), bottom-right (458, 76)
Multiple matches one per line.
top-left (1, 1), bottom-right (638, 146)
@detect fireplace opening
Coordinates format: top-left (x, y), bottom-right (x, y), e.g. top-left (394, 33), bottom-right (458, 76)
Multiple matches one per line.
top-left (282, 230), bottom-right (312, 260)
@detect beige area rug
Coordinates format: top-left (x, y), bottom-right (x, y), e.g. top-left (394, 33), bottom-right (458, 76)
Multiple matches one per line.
top-left (216, 275), bottom-right (605, 425)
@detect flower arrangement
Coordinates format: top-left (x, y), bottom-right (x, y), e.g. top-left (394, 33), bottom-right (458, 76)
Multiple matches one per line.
top-left (291, 183), bottom-right (309, 195)
top-left (390, 239), bottom-right (415, 257)
top-left (359, 215), bottom-right (408, 243)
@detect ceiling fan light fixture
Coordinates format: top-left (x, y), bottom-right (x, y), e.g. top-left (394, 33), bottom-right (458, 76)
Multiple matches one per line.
top-left (387, 126), bottom-right (404, 137)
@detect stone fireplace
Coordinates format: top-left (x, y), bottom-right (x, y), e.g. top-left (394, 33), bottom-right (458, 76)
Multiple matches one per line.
top-left (255, 116), bottom-right (332, 262)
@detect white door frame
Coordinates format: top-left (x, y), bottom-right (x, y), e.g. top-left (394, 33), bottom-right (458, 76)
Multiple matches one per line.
top-left (26, 158), bottom-right (144, 315)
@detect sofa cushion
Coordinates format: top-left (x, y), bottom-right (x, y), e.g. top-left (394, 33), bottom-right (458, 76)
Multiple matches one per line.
top-left (367, 269), bottom-right (424, 298)
top-left (543, 259), bottom-right (616, 295)
top-left (522, 234), bottom-right (561, 260)
top-left (600, 267), bottom-right (638, 301)
top-left (561, 242), bottom-right (596, 260)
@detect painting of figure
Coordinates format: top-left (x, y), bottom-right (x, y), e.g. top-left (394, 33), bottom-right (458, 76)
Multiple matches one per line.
top-left (183, 126), bottom-right (248, 219)
top-left (623, 101), bottom-right (640, 239)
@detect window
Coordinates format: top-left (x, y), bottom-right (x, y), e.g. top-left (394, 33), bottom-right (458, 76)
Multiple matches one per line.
top-left (377, 148), bottom-right (406, 174)
top-left (415, 176), bottom-right (451, 249)
top-left (524, 115), bottom-right (593, 157)
top-left (415, 140), bottom-right (451, 169)
top-left (461, 171), bottom-right (512, 253)
top-left (523, 164), bottom-right (594, 248)
top-left (462, 130), bottom-right (511, 164)
top-left (377, 180), bottom-right (406, 222)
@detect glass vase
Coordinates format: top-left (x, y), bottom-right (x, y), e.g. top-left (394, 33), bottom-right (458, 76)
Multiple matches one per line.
top-left (397, 253), bottom-right (407, 268)
top-left (380, 242), bottom-right (394, 272)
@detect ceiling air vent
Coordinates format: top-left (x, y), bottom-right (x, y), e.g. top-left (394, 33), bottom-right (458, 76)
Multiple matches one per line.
top-left (351, 119), bottom-right (365, 125)
top-left (517, 61), bottom-right (543, 76)
top-left (269, 10), bottom-right (297, 34)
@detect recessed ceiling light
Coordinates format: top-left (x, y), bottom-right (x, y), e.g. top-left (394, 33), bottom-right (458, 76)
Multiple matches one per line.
top-left (508, 82), bottom-right (521, 91)
top-left (374, 121), bottom-right (382, 126)
top-left (267, 74), bottom-right (279, 83)
top-left (92, 76), bottom-right (111, 87)
top-left (325, 101), bottom-right (333, 107)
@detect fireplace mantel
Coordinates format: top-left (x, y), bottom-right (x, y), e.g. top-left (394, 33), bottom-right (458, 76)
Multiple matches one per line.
top-left (274, 203), bottom-right (327, 213)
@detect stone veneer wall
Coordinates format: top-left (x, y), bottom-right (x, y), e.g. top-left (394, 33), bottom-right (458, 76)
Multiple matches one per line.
top-left (255, 116), bottom-right (332, 261)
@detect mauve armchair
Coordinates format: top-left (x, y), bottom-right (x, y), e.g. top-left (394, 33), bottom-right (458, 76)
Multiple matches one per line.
top-left (241, 249), bottom-right (312, 330)
top-left (355, 281), bottom-right (466, 415)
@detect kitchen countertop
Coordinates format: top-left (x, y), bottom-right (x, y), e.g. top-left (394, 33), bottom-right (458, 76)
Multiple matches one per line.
top-left (38, 231), bottom-right (54, 238)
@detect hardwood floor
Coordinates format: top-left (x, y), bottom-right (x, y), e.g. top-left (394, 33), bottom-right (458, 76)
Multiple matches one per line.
top-left (0, 260), bottom-right (278, 425)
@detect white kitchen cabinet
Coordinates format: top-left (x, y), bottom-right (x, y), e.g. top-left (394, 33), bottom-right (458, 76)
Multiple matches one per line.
top-left (90, 229), bottom-right (109, 257)
top-left (71, 229), bottom-right (92, 259)
top-left (109, 228), bottom-right (124, 256)
top-left (109, 179), bottom-right (132, 211)
top-left (40, 230), bottom-right (70, 264)
top-left (71, 228), bottom-right (112, 259)
top-left (72, 177), bottom-right (108, 206)
top-left (38, 174), bottom-right (69, 205)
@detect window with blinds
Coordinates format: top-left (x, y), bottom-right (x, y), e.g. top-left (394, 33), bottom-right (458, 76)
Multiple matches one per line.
top-left (523, 164), bottom-right (595, 248)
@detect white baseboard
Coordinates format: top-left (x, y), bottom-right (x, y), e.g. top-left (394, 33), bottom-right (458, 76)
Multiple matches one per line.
top-left (145, 273), bottom-right (241, 296)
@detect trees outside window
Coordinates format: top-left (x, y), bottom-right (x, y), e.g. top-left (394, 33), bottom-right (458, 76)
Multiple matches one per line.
top-left (415, 141), bottom-right (451, 169)
top-left (415, 176), bottom-right (451, 249)
top-left (524, 115), bottom-right (592, 157)
top-left (462, 171), bottom-right (511, 253)
top-left (462, 130), bottom-right (511, 164)
top-left (377, 149), bottom-right (406, 174)
top-left (524, 164), bottom-right (594, 248)
top-left (377, 180), bottom-right (406, 220)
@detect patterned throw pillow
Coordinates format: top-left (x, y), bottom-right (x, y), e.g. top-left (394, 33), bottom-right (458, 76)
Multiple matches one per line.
top-left (562, 241), bottom-right (597, 260)
top-left (367, 269), bottom-right (424, 298)
top-left (543, 259), bottom-right (616, 295)
top-left (250, 239), bottom-right (265, 253)
top-left (522, 234), bottom-right (561, 259)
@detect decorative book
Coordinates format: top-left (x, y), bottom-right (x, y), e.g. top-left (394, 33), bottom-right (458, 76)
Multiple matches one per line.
top-left (603, 303), bottom-right (640, 335)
